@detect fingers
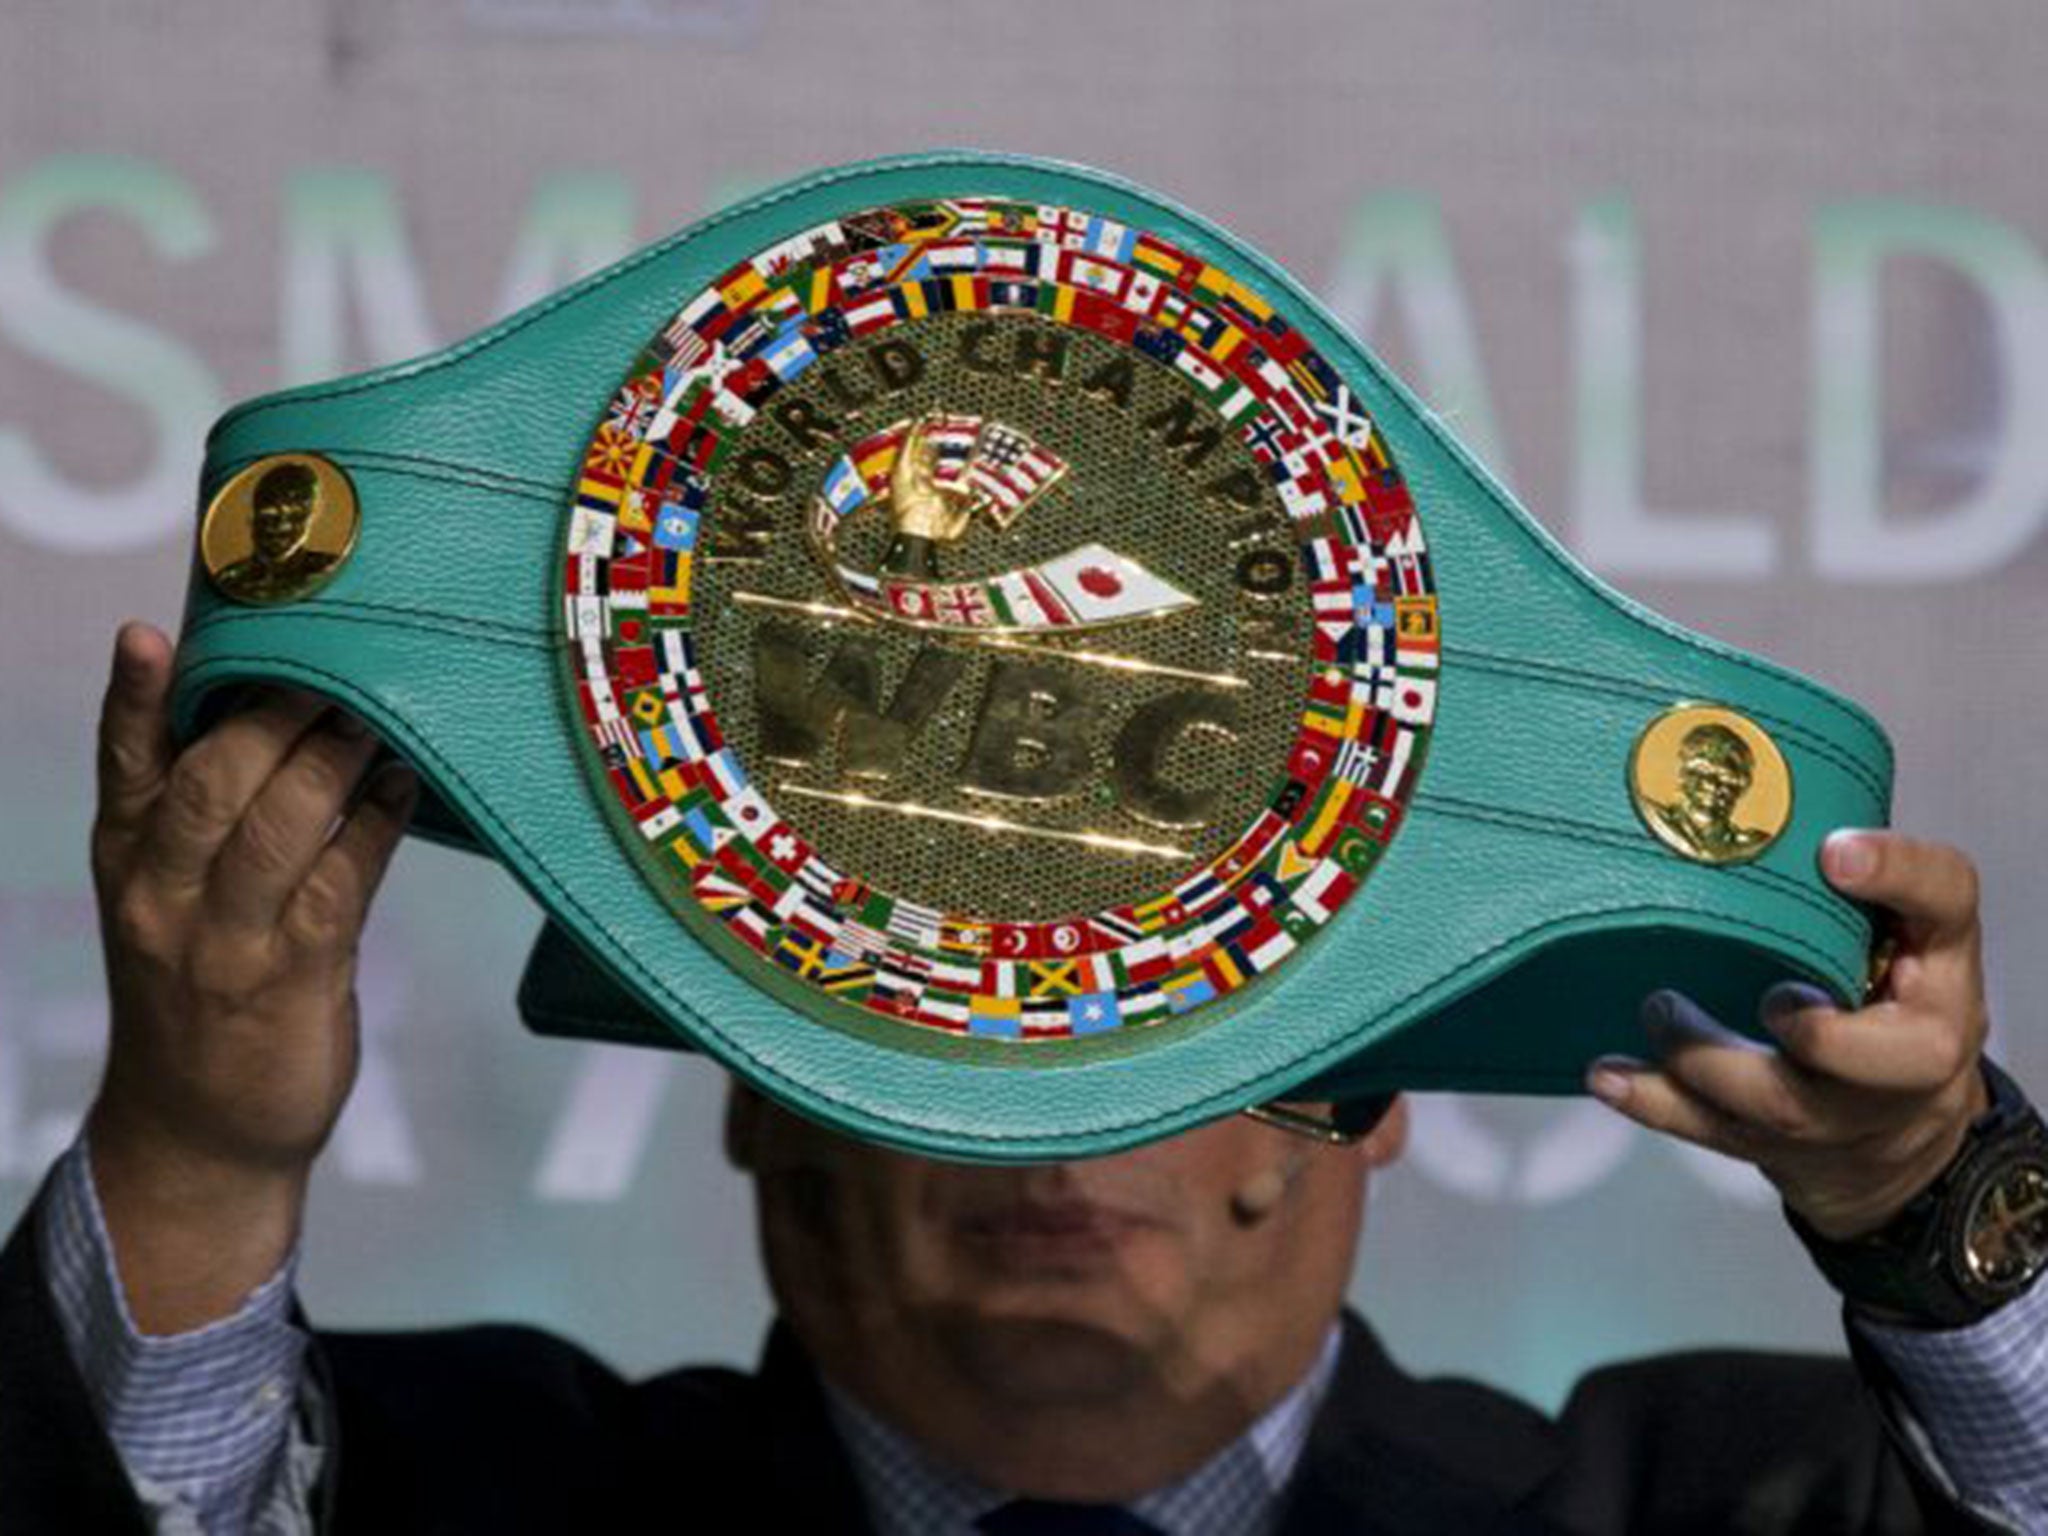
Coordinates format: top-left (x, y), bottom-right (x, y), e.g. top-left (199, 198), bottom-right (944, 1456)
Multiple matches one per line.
top-left (282, 762), bottom-right (417, 954)
top-left (1587, 1056), bottom-right (1752, 1160)
top-left (93, 623), bottom-right (176, 867)
top-left (1758, 983), bottom-right (1980, 1094)
top-left (205, 712), bottom-right (386, 932)
top-left (1591, 993), bottom-right (1895, 1151)
top-left (1823, 828), bottom-right (1985, 1023)
top-left (1646, 993), bottom-right (1889, 1144)
top-left (1822, 830), bottom-right (1980, 944)
top-left (139, 691), bottom-right (329, 892)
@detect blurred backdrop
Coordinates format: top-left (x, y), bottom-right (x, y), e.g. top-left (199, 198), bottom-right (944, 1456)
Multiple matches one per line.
top-left (3, 0), bottom-right (2045, 1409)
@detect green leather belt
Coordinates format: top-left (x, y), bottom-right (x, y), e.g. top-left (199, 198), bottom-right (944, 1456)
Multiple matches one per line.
top-left (173, 153), bottom-right (1892, 1162)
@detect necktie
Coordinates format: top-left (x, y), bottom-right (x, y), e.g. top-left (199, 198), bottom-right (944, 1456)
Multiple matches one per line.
top-left (974, 1499), bottom-right (1167, 1536)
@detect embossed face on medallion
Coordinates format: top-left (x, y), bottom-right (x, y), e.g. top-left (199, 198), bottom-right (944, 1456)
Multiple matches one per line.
top-left (1629, 704), bottom-right (1791, 866)
top-left (202, 452), bottom-right (359, 607)
top-left (561, 199), bottom-right (1439, 1046)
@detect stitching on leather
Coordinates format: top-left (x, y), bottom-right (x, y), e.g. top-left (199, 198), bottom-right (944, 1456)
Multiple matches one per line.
top-left (1413, 791), bottom-right (1866, 944)
top-left (179, 649), bottom-right (1861, 1146)
top-left (1441, 645), bottom-right (1889, 806)
top-left (239, 456), bottom-right (564, 511)
top-left (205, 446), bottom-right (566, 503)
top-left (1415, 790), bottom-right (1859, 935)
top-left (202, 150), bottom-right (1890, 779)
top-left (199, 598), bottom-right (552, 645)
top-left (303, 597), bottom-right (549, 642)
top-left (186, 605), bottom-right (553, 652)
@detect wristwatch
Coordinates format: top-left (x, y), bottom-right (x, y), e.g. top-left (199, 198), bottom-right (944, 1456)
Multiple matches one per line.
top-left (1788, 1059), bottom-right (2048, 1328)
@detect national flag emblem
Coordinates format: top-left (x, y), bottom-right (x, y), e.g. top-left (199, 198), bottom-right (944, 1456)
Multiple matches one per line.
top-left (1026, 960), bottom-right (1084, 997)
top-left (966, 422), bottom-right (1065, 526)
top-left (939, 920), bottom-right (991, 956)
top-left (1163, 972), bottom-right (1218, 1014)
top-left (1034, 545), bottom-right (1196, 626)
top-left (681, 801), bottom-right (733, 856)
top-left (1332, 824), bottom-right (1380, 877)
top-left (885, 898), bottom-right (944, 949)
top-left (724, 785), bottom-right (776, 841)
top-left (1068, 993), bottom-right (1121, 1035)
top-left (821, 456), bottom-right (868, 520)
top-left (762, 327), bottom-right (816, 382)
top-left (692, 867), bottom-right (756, 916)
top-left (654, 504), bottom-right (700, 552)
top-left (1381, 675), bottom-right (1437, 725)
top-left (1131, 894), bottom-right (1187, 933)
top-left (1395, 597), bottom-right (1440, 653)
top-left (1315, 384), bottom-right (1374, 449)
top-left (968, 995), bottom-right (1022, 1038)
top-left (819, 953), bottom-right (876, 995)
top-left (774, 932), bottom-right (833, 980)
top-left (1277, 905), bottom-right (1320, 943)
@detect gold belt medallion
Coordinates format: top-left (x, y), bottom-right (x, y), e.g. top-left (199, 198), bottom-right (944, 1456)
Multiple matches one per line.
top-left (561, 199), bottom-right (1441, 1046)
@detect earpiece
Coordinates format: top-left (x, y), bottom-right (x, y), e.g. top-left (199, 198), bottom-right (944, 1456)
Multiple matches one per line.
top-left (1230, 1145), bottom-right (1310, 1222)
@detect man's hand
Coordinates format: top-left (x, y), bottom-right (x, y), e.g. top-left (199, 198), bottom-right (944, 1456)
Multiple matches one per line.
top-left (1588, 830), bottom-right (1992, 1241)
top-left (83, 622), bottom-right (415, 1331)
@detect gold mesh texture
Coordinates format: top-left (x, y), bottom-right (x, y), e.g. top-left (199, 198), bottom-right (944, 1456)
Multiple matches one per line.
top-left (694, 313), bottom-right (1314, 922)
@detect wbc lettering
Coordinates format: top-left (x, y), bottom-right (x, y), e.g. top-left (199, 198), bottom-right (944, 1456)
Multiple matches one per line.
top-left (756, 630), bottom-right (1242, 832)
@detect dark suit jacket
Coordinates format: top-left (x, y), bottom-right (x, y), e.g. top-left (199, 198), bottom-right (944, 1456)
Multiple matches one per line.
top-left (0, 1195), bottom-right (1996, 1535)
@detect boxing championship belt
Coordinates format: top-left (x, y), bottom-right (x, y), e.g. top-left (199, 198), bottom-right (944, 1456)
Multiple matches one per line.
top-left (175, 153), bottom-right (1892, 1161)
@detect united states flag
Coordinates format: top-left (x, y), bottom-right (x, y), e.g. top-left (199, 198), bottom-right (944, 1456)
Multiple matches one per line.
top-left (969, 423), bottom-right (1065, 527)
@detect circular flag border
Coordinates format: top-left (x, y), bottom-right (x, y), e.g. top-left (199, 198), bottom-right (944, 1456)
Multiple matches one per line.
top-left (559, 195), bottom-right (1440, 1050)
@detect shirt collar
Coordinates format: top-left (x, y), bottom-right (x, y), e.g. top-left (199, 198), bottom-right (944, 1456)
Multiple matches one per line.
top-left (823, 1323), bottom-right (1344, 1536)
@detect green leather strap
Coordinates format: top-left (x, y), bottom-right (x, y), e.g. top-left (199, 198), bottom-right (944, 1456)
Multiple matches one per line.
top-left (174, 153), bottom-right (1890, 1161)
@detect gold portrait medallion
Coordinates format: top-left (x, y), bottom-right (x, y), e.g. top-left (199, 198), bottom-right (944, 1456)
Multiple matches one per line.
top-left (1630, 704), bottom-right (1792, 866)
top-left (200, 454), bottom-right (360, 607)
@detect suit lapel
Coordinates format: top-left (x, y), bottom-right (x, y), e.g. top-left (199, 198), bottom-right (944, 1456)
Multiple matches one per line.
top-left (755, 1323), bottom-right (882, 1536)
top-left (1275, 1313), bottom-right (1568, 1536)
top-left (0, 1185), bottom-right (153, 1536)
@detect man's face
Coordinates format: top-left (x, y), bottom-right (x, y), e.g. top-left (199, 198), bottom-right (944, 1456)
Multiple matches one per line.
top-left (726, 1086), bottom-right (1403, 1490)
top-left (1678, 749), bottom-right (1746, 820)
top-left (251, 493), bottom-right (312, 562)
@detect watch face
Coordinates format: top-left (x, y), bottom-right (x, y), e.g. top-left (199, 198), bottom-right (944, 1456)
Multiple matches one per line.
top-left (1961, 1157), bottom-right (2048, 1299)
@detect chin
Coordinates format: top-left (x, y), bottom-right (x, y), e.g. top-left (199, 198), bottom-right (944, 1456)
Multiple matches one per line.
top-left (931, 1306), bottom-right (1159, 1406)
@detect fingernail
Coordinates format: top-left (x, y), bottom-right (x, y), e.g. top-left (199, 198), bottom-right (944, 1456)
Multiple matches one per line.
top-left (1759, 980), bottom-right (1832, 1031)
top-left (1642, 990), bottom-right (1724, 1051)
top-left (112, 622), bottom-right (150, 680)
top-left (1639, 991), bottom-right (1680, 1030)
top-left (1823, 830), bottom-right (1877, 885)
top-left (1588, 1056), bottom-right (1645, 1104)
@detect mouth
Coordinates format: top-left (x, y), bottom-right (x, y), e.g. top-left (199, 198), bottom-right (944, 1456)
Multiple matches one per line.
top-left (950, 1199), bottom-right (1154, 1271)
